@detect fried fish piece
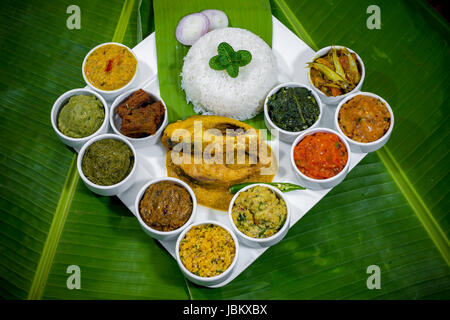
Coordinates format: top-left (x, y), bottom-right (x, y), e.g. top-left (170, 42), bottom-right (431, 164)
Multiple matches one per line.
top-left (162, 115), bottom-right (262, 158)
top-left (162, 115), bottom-right (278, 211)
top-left (177, 159), bottom-right (260, 187)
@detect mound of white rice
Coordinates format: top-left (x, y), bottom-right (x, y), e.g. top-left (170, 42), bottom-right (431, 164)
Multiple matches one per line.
top-left (181, 27), bottom-right (278, 120)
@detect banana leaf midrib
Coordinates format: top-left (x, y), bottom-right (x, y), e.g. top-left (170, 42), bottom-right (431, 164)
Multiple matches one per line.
top-left (113, 0), bottom-right (137, 42)
top-left (377, 148), bottom-right (450, 264)
top-left (27, 158), bottom-right (79, 299)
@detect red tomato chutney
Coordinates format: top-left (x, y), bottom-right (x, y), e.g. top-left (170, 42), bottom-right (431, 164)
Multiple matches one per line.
top-left (293, 132), bottom-right (348, 179)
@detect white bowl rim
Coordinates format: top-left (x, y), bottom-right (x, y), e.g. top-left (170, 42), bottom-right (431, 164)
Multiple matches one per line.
top-left (82, 42), bottom-right (138, 94)
top-left (109, 88), bottom-right (168, 142)
top-left (227, 183), bottom-right (291, 243)
top-left (290, 127), bottom-right (351, 183)
top-left (264, 82), bottom-right (323, 136)
top-left (51, 88), bottom-right (109, 143)
top-left (334, 91), bottom-right (395, 147)
top-left (77, 133), bottom-right (137, 190)
top-left (307, 45), bottom-right (365, 100)
top-left (134, 177), bottom-right (197, 236)
top-left (175, 220), bottom-right (239, 282)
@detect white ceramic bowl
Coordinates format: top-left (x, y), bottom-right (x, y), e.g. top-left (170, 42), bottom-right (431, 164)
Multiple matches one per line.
top-left (334, 92), bottom-right (394, 153)
top-left (82, 42), bottom-right (139, 101)
top-left (51, 88), bottom-right (109, 152)
top-left (228, 184), bottom-right (291, 248)
top-left (77, 133), bottom-right (137, 196)
top-left (109, 88), bottom-right (168, 148)
top-left (134, 177), bottom-right (197, 241)
top-left (307, 45), bottom-right (365, 106)
top-left (290, 127), bottom-right (351, 190)
top-left (175, 220), bottom-right (239, 286)
top-left (264, 82), bottom-right (323, 143)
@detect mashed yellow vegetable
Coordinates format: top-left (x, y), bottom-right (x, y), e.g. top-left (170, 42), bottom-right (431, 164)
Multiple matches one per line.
top-left (232, 186), bottom-right (287, 238)
top-left (179, 224), bottom-right (235, 277)
top-left (84, 44), bottom-right (137, 91)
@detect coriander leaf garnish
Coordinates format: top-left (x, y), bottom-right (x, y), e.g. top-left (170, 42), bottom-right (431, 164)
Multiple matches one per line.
top-left (209, 42), bottom-right (252, 78)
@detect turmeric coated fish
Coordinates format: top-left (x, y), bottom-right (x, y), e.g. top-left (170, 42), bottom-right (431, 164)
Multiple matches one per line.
top-left (162, 115), bottom-right (278, 211)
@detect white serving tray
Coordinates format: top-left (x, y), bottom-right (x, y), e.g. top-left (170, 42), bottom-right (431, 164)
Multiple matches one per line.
top-left (96, 16), bottom-right (367, 288)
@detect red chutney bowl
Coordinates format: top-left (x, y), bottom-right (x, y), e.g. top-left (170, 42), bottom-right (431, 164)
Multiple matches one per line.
top-left (290, 127), bottom-right (351, 190)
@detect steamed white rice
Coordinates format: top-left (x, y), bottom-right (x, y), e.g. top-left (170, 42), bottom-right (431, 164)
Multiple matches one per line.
top-left (181, 27), bottom-right (278, 120)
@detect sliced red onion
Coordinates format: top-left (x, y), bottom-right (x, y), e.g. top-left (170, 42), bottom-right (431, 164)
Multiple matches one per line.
top-left (201, 9), bottom-right (228, 31)
top-left (175, 12), bottom-right (210, 46)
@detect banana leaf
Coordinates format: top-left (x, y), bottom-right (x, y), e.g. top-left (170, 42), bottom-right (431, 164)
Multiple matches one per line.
top-left (0, 0), bottom-right (449, 300)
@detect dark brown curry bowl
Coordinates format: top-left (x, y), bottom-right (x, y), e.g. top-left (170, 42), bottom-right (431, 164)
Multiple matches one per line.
top-left (109, 88), bottom-right (168, 149)
top-left (134, 177), bottom-right (197, 241)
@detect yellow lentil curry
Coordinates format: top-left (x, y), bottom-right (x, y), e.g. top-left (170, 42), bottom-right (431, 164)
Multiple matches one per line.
top-left (231, 186), bottom-right (287, 238)
top-left (84, 44), bottom-right (137, 91)
top-left (179, 224), bottom-right (235, 277)
top-left (338, 95), bottom-right (391, 143)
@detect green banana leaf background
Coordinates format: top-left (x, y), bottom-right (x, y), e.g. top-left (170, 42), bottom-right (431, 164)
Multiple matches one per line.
top-left (0, 0), bottom-right (449, 300)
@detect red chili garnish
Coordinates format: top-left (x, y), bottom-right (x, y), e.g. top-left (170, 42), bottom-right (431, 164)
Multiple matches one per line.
top-left (105, 59), bottom-right (113, 72)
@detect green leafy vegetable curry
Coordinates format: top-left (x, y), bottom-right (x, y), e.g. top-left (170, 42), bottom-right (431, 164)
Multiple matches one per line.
top-left (82, 139), bottom-right (134, 186)
top-left (267, 86), bottom-right (320, 132)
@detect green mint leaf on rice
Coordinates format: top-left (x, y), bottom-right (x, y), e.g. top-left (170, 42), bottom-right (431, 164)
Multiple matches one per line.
top-left (218, 54), bottom-right (229, 67)
top-left (209, 55), bottom-right (227, 70)
top-left (218, 42), bottom-right (234, 58)
top-left (231, 51), bottom-right (241, 62)
top-left (209, 42), bottom-right (253, 78)
top-left (226, 64), bottom-right (239, 78)
top-left (237, 50), bottom-right (252, 66)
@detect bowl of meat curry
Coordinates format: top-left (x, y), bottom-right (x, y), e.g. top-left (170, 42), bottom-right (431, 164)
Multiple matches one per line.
top-left (135, 177), bottom-right (197, 241)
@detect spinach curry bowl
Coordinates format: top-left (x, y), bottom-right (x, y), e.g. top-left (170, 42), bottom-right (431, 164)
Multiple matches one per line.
top-left (77, 134), bottom-right (137, 196)
top-left (264, 82), bottom-right (323, 143)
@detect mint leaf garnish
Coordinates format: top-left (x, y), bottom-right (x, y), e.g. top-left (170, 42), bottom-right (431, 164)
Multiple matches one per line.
top-left (209, 55), bottom-right (227, 70)
top-left (237, 50), bottom-right (251, 66)
top-left (226, 64), bottom-right (239, 78)
top-left (209, 42), bottom-right (252, 78)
